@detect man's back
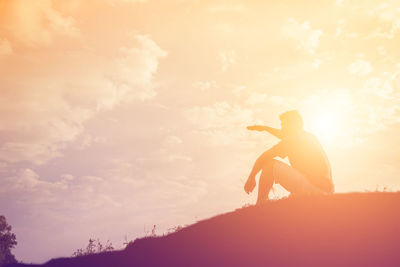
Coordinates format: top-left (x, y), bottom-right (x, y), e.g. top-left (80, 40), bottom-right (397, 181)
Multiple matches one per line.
top-left (274, 131), bottom-right (334, 193)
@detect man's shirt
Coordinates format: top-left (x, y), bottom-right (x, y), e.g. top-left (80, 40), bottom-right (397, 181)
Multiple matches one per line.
top-left (271, 131), bottom-right (334, 193)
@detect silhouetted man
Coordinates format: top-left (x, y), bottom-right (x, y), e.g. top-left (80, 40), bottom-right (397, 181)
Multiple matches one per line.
top-left (244, 110), bottom-right (334, 205)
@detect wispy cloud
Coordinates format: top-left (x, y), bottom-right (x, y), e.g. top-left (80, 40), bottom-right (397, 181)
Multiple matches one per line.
top-left (281, 18), bottom-right (323, 54)
top-left (0, 24), bottom-right (166, 165)
top-left (219, 50), bottom-right (236, 72)
top-left (0, 0), bottom-right (80, 46)
top-left (347, 59), bottom-right (373, 76)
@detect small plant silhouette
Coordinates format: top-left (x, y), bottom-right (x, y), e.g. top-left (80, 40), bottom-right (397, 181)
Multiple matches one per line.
top-left (151, 224), bottom-right (157, 237)
top-left (166, 225), bottom-right (184, 234)
top-left (143, 224), bottom-right (158, 237)
top-left (72, 238), bottom-right (114, 257)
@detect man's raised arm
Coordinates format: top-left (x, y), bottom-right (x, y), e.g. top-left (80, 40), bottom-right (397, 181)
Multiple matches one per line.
top-left (246, 125), bottom-right (283, 139)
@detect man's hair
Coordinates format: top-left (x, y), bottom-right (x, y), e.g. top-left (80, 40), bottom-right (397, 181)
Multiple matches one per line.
top-left (279, 110), bottom-right (303, 129)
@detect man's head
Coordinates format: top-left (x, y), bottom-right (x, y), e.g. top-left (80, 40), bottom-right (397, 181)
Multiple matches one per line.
top-left (279, 110), bottom-right (303, 135)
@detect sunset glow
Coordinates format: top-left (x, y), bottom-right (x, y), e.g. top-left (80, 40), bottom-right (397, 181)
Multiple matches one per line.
top-left (310, 111), bottom-right (339, 142)
top-left (1, 0), bottom-right (400, 264)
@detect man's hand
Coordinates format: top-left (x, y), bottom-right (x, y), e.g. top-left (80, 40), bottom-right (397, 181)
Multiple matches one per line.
top-left (247, 125), bottom-right (266, 131)
top-left (244, 177), bottom-right (256, 194)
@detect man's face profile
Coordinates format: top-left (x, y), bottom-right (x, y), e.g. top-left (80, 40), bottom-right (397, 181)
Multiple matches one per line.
top-left (280, 119), bottom-right (292, 138)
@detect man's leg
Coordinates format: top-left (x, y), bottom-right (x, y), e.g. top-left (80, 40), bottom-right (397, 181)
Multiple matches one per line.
top-left (244, 148), bottom-right (276, 195)
top-left (256, 159), bottom-right (277, 205)
top-left (247, 149), bottom-right (275, 182)
top-left (273, 161), bottom-right (325, 196)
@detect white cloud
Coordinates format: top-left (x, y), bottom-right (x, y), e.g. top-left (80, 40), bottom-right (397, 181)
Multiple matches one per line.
top-left (245, 92), bottom-right (268, 105)
top-left (368, 2), bottom-right (400, 27)
top-left (184, 101), bottom-right (253, 130)
top-left (347, 59), bottom-right (373, 76)
top-left (0, 32), bottom-right (167, 165)
top-left (336, 0), bottom-right (346, 7)
top-left (183, 102), bottom-right (254, 145)
top-left (312, 59), bottom-right (322, 69)
top-left (363, 71), bottom-right (400, 99)
top-left (192, 80), bottom-right (218, 91)
top-left (269, 95), bottom-right (286, 106)
top-left (219, 50), bottom-right (236, 72)
top-left (300, 77), bottom-right (400, 147)
top-left (0, 168), bottom-right (68, 196)
top-left (0, 0), bottom-right (80, 46)
top-left (336, 18), bottom-right (346, 36)
top-left (377, 46), bottom-right (386, 55)
top-left (164, 135), bottom-right (183, 146)
top-left (112, 34), bottom-right (168, 100)
top-left (281, 18), bottom-right (323, 54)
top-left (232, 85), bottom-right (246, 96)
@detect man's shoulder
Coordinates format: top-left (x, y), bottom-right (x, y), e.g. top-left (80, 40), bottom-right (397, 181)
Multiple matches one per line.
top-left (302, 131), bottom-right (320, 142)
top-left (302, 130), bottom-right (316, 138)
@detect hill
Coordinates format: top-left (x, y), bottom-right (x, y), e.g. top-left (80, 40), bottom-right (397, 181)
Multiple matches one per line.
top-left (8, 192), bottom-right (400, 267)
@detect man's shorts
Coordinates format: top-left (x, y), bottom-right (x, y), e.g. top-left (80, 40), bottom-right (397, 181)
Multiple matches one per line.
top-left (272, 160), bottom-right (330, 196)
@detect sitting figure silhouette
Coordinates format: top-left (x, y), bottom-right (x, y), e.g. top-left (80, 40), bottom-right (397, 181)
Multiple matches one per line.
top-left (244, 110), bottom-right (334, 205)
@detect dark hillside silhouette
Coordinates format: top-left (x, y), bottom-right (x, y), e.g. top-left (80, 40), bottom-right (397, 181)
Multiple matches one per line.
top-left (9, 192), bottom-right (400, 267)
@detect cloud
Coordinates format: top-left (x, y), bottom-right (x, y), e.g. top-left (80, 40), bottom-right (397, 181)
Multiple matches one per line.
top-left (368, 1), bottom-right (400, 33)
top-left (377, 46), bottom-right (386, 55)
top-left (360, 71), bottom-right (400, 130)
top-left (368, 2), bottom-right (400, 39)
top-left (335, 0), bottom-right (346, 7)
top-left (183, 101), bottom-right (254, 145)
top-left (299, 77), bottom-right (400, 147)
top-left (192, 80), bottom-right (218, 91)
top-left (111, 34), bottom-right (168, 100)
top-left (0, 6), bottom-right (167, 166)
top-left (312, 58), bottom-right (322, 69)
top-left (336, 18), bottom-right (346, 36)
top-left (0, 0), bottom-right (80, 46)
top-left (231, 85), bottom-right (246, 96)
top-left (347, 59), bottom-right (373, 76)
top-left (0, 169), bottom-right (70, 201)
top-left (184, 101), bottom-right (253, 130)
top-left (245, 92), bottom-right (268, 106)
top-left (164, 135), bottom-right (183, 146)
top-left (281, 18), bottom-right (323, 54)
top-left (219, 50), bottom-right (236, 72)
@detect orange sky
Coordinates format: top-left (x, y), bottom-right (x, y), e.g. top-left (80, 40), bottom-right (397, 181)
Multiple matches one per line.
top-left (1, 0), bottom-right (400, 263)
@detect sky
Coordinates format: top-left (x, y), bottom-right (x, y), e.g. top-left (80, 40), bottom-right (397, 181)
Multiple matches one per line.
top-left (1, 0), bottom-right (400, 263)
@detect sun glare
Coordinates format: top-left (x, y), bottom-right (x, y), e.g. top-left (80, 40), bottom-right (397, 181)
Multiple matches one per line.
top-left (302, 90), bottom-right (353, 145)
top-left (308, 111), bottom-right (340, 144)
